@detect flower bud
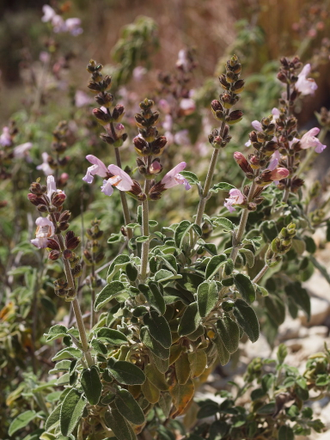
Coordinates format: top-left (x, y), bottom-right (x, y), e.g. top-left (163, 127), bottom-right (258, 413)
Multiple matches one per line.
top-left (28, 193), bottom-right (46, 206)
top-left (133, 136), bottom-right (150, 156)
top-left (52, 192), bottom-right (66, 207)
top-left (93, 108), bottom-right (111, 124)
top-left (47, 238), bottom-right (60, 250)
top-left (149, 159), bottom-right (163, 175)
top-left (219, 74), bottom-right (230, 90)
top-left (48, 250), bottom-right (60, 261)
top-left (151, 136), bottom-right (167, 156)
top-left (63, 249), bottom-right (73, 259)
top-left (95, 92), bottom-right (114, 108)
top-left (227, 110), bottom-right (243, 125)
top-left (233, 152), bottom-right (253, 174)
top-left (112, 104), bottom-right (125, 121)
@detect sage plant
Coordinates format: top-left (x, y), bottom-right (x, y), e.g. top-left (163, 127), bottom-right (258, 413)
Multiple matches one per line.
top-left (20, 54), bottom-right (330, 440)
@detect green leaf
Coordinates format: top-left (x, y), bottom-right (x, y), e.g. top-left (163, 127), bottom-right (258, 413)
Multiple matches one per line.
top-left (180, 170), bottom-right (200, 185)
top-left (22, 429), bottom-right (44, 440)
top-left (210, 182), bottom-right (235, 193)
top-left (233, 299), bottom-right (260, 343)
top-left (115, 388), bottom-right (145, 425)
top-left (277, 343), bottom-right (288, 365)
top-left (107, 254), bottom-right (130, 281)
top-left (304, 236), bottom-right (316, 254)
top-left (256, 402), bottom-right (276, 415)
top-left (136, 235), bottom-right (149, 243)
top-left (310, 255), bottom-right (330, 284)
top-left (265, 295), bottom-right (285, 327)
top-left (81, 366), bottom-right (102, 405)
top-left (178, 302), bottom-right (200, 336)
top-left (285, 282), bottom-right (311, 321)
top-left (154, 269), bottom-right (182, 283)
top-left (174, 220), bottom-right (192, 248)
top-left (205, 254), bottom-right (226, 280)
top-left (60, 389), bottom-right (86, 436)
top-left (138, 282), bottom-right (165, 315)
top-left (108, 233), bottom-right (124, 243)
top-left (278, 425), bottom-right (294, 440)
top-left (140, 326), bottom-right (169, 360)
top-left (44, 325), bottom-right (68, 342)
top-left (239, 248), bottom-right (255, 268)
top-left (125, 263), bottom-right (138, 282)
top-left (9, 410), bottom-right (38, 436)
top-left (143, 310), bottom-right (172, 348)
top-left (234, 273), bottom-right (256, 303)
top-left (213, 334), bottom-right (230, 366)
top-left (52, 347), bottom-right (82, 361)
top-left (108, 360), bottom-right (146, 385)
top-left (213, 217), bottom-right (235, 231)
top-left (197, 281), bottom-right (218, 317)
top-left (96, 328), bottom-right (128, 345)
top-left (216, 316), bottom-right (240, 354)
top-left (45, 404), bottom-right (61, 431)
top-left (94, 281), bottom-right (127, 311)
top-left (104, 407), bottom-right (137, 440)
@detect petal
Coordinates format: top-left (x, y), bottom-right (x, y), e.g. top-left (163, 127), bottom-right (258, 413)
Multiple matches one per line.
top-left (100, 179), bottom-right (114, 196)
top-left (251, 120), bottom-right (262, 131)
top-left (85, 155), bottom-right (108, 177)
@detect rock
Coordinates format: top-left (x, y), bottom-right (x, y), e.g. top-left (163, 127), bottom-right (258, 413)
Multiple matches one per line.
top-left (299, 296), bottom-right (330, 327)
top-left (304, 271), bottom-right (330, 301)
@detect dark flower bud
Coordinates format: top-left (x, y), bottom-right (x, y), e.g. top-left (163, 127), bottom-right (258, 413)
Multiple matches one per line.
top-left (28, 193), bottom-right (46, 206)
top-left (87, 60), bottom-right (103, 73)
top-left (63, 249), bottom-right (73, 259)
top-left (52, 192), bottom-right (66, 207)
top-left (59, 210), bottom-right (71, 223)
top-left (211, 100), bottom-right (223, 113)
top-left (88, 81), bottom-right (102, 93)
top-left (231, 79), bottom-right (244, 94)
top-left (72, 264), bottom-right (83, 278)
top-left (47, 238), bottom-right (60, 250)
top-left (112, 104), bottom-right (125, 121)
top-left (151, 136), bottom-right (167, 156)
top-left (149, 159), bottom-right (163, 175)
top-left (139, 98), bottom-right (154, 110)
top-left (133, 136), bottom-right (150, 156)
top-left (66, 231), bottom-right (80, 250)
top-left (37, 204), bottom-right (49, 212)
top-left (277, 71), bottom-right (287, 83)
top-left (29, 182), bottom-right (45, 196)
top-left (100, 133), bottom-right (115, 145)
top-left (59, 222), bottom-right (69, 231)
top-left (139, 126), bottom-right (158, 142)
top-left (93, 108), bottom-right (111, 124)
top-left (95, 92), bottom-right (114, 108)
top-left (135, 113), bottom-right (147, 128)
top-left (48, 250), bottom-right (60, 261)
top-left (225, 70), bottom-right (237, 83)
top-left (219, 74), bottom-right (230, 90)
top-left (221, 93), bottom-right (237, 109)
top-left (227, 110), bottom-right (243, 125)
top-left (264, 141), bottom-right (278, 154)
top-left (83, 250), bottom-right (93, 265)
top-left (234, 152), bottom-right (253, 174)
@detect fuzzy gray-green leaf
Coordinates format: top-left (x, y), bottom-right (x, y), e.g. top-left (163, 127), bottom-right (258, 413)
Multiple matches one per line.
top-left (197, 281), bottom-right (218, 317)
top-left (81, 366), bottom-right (102, 405)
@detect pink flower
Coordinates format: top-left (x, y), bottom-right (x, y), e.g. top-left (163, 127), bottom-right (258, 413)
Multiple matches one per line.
top-left (101, 164), bottom-right (134, 196)
top-left (251, 120), bottom-right (263, 131)
top-left (300, 127), bottom-right (326, 153)
top-left (31, 217), bottom-right (55, 249)
top-left (65, 18), bottom-right (83, 36)
top-left (47, 175), bottom-right (65, 200)
top-left (295, 64), bottom-right (318, 95)
top-left (159, 99), bottom-right (171, 114)
top-left (37, 152), bottom-right (53, 176)
top-left (133, 66), bottom-right (147, 81)
top-left (269, 167), bottom-right (289, 180)
top-left (41, 5), bottom-right (57, 22)
top-left (82, 155), bottom-right (108, 184)
top-left (0, 126), bottom-right (12, 147)
top-left (160, 162), bottom-right (191, 190)
top-left (224, 189), bottom-right (245, 213)
top-left (179, 98), bottom-right (196, 115)
top-left (268, 150), bottom-right (281, 171)
top-left (13, 142), bottom-right (32, 159)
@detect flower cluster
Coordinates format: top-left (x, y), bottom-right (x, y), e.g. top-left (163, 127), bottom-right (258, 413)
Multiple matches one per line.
top-left (42, 5), bottom-right (83, 36)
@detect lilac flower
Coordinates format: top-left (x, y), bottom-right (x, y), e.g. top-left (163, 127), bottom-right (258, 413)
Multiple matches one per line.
top-left (133, 66), bottom-right (147, 81)
top-left (41, 5), bottom-right (57, 23)
top-left (268, 150), bottom-right (281, 171)
top-left (272, 107), bottom-right (280, 122)
top-left (31, 217), bottom-right (55, 249)
top-left (37, 152), bottom-right (53, 176)
top-left (295, 64), bottom-right (318, 95)
top-left (82, 155), bottom-right (108, 184)
top-left (13, 142), bottom-right (32, 159)
top-left (245, 120), bottom-right (263, 147)
top-left (47, 175), bottom-right (64, 200)
top-left (179, 98), bottom-right (196, 116)
top-left (300, 127), bottom-right (326, 153)
top-left (176, 49), bottom-right (190, 72)
top-left (160, 162), bottom-right (191, 190)
top-left (101, 164), bottom-right (134, 196)
top-left (224, 189), bottom-right (245, 213)
top-left (65, 18), bottom-right (83, 36)
top-left (0, 126), bottom-right (12, 147)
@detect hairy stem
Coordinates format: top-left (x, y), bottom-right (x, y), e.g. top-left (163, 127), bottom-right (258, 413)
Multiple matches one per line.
top-left (55, 229), bottom-right (93, 367)
top-left (230, 180), bottom-right (257, 264)
top-left (252, 264), bottom-right (269, 284)
top-left (140, 180), bottom-right (150, 281)
top-left (114, 147), bottom-right (133, 240)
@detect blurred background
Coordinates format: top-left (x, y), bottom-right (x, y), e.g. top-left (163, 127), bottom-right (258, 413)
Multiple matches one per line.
top-left (0, 0), bottom-right (329, 124)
